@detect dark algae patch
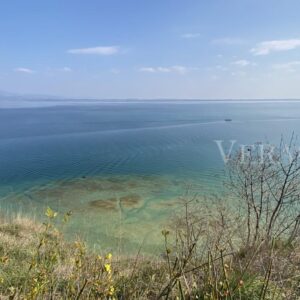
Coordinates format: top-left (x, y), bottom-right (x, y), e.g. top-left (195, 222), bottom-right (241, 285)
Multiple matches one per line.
top-left (89, 198), bottom-right (118, 211)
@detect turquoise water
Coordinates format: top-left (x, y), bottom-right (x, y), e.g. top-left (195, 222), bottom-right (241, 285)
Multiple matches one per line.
top-left (1, 100), bottom-right (300, 253)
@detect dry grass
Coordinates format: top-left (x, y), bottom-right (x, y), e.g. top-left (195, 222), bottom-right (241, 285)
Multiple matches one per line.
top-left (0, 203), bottom-right (299, 299)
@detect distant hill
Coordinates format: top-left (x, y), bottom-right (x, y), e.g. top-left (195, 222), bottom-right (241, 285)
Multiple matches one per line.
top-left (0, 90), bottom-right (64, 101)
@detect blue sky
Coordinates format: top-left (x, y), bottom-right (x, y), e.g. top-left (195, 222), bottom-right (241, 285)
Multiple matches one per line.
top-left (1, 0), bottom-right (300, 99)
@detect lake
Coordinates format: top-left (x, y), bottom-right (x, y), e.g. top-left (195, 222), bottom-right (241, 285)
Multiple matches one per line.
top-left (0, 100), bottom-right (300, 253)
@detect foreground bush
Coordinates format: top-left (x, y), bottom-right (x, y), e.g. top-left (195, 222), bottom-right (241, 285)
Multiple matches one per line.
top-left (0, 204), bottom-right (299, 299)
top-left (0, 209), bottom-right (117, 299)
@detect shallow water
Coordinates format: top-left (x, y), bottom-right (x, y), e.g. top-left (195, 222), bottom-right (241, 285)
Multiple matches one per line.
top-left (1, 100), bottom-right (300, 253)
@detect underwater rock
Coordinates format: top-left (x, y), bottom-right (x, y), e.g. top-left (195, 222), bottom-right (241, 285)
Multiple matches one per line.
top-left (89, 198), bottom-right (118, 211)
top-left (120, 194), bottom-right (142, 208)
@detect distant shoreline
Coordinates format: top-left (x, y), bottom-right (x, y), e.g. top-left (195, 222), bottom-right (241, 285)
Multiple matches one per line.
top-left (3, 97), bottom-right (300, 110)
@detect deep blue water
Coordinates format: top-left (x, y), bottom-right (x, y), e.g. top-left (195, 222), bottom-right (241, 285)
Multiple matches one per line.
top-left (2, 101), bottom-right (300, 187)
top-left (1, 100), bottom-right (300, 252)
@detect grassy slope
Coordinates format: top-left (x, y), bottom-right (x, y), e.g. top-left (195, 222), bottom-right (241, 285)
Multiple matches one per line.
top-left (0, 209), bottom-right (299, 299)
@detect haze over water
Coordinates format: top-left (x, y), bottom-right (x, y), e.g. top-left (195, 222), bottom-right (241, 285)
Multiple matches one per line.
top-left (1, 100), bottom-right (299, 253)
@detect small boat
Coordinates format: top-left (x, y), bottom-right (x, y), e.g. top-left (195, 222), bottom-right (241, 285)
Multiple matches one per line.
top-left (224, 118), bottom-right (232, 122)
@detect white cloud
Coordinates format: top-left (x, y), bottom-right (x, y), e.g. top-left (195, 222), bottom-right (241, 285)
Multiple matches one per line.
top-left (232, 59), bottom-right (256, 67)
top-left (139, 67), bottom-right (156, 73)
top-left (139, 65), bottom-right (191, 74)
top-left (156, 67), bottom-right (172, 73)
top-left (233, 60), bottom-right (250, 67)
top-left (181, 33), bottom-right (201, 39)
top-left (67, 46), bottom-right (119, 55)
top-left (60, 67), bottom-right (72, 72)
top-left (171, 66), bottom-right (189, 74)
top-left (251, 39), bottom-right (300, 55)
top-left (212, 38), bottom-right (246, 45)
top-left (14, 67), bottom-right (35, 74)
top-left (272, 61), bottom-right (300, 72)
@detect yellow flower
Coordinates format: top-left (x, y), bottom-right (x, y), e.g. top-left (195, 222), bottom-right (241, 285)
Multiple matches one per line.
top-left (104, 263), bottom-right (111, 273)
top-left (106, 253), bottom-right (112, 260)
top-left (108, 286), bottom-right (115, 296)
top-left (45, 207), bottom-right (58, 219)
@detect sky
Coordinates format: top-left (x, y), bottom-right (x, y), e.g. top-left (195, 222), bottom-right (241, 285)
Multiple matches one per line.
top-left (1, 0), bottom-right (300, 99)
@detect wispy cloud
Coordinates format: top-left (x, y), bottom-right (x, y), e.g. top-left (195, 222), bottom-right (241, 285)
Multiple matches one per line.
top-left (272, 61), bottom-right (300, 72)
top-left (67, 46), bottom-right (119, 55)
top-left (139, 65), bottom-right (192, 74)
top-left (232, 59), bottom-right (256, 67)
top-left (14, 67), bottom-right (35, 74)
top-left (172, 66), bottom-right (191, 74)
top-left (251, 39), bottom-right (300, 55)
top-left (60, 67), bottom-right (72, 72)
top-left (181, 33), bottom-right (201, 39)
top-left (212, 37), bottom-right (246, 45)
top-left (139, 67), bottom-right (156, 73)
